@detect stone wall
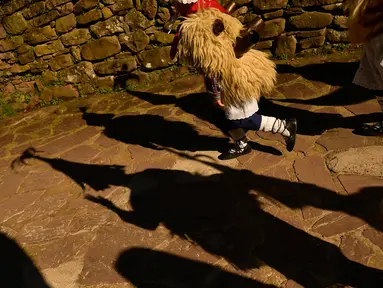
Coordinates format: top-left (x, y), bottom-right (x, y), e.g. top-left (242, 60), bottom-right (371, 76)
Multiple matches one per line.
top-left (231, 0), bottom-right (349, 58)
top-left (0, 0), bottom-right (350, 116)
top-left (0, 0), bottom-right (182, 116)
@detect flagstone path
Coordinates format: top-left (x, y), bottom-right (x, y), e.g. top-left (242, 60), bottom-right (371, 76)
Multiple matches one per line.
top-left (1, 53), bottom-right (383, 288)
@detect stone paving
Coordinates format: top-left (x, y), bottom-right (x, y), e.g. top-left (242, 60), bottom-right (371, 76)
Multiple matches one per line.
top-left (1, 53), bottom-right (383, 288)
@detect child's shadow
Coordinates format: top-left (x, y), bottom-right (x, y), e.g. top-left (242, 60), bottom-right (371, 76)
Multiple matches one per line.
top-left (80, 107), bottom-right (282, 156)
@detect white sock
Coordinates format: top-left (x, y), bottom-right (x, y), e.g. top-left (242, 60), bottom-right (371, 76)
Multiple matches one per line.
top-left (260, 116), bottom-right (290, 137)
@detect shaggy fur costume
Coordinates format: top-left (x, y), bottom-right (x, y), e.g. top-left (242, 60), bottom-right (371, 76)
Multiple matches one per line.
top-left (177, 8), bottom-right (277, 108)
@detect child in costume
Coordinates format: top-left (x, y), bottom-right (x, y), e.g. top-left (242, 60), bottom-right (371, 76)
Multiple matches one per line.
top-left (167, 0), bottom-right (229, 107)
top-left (176, 8), bottom-right (297, 160)
top-left (344, 0), bottom-right (383, 135)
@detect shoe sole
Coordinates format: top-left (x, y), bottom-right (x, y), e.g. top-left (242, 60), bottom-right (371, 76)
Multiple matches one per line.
top-left (218, 146), bottom-right (252, 160)
top-left (353, 130), bottom-right (383, 137)
top-left (287, 119), bottom-right (297, 152)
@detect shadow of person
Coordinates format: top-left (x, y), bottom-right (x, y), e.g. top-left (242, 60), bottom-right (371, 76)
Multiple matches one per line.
top-left (126, 90), bottom-right (229, 135)
top-left (274, 84), bottom-right (375, 107)
top-left (85, 162), bottom-right (383, 287)
top-left (14, 148), bottom-right (383, 234)
top-left (180, 153), bottom-right (383, 232)
top-left (274, 61), bottom-right (383, 134)
top-left (116, 247), bottom-right (276, 288)
top-left (126, 86), bottom-right (380, 137)
top-left (109, 92), bottom-right (283, 155)
top-left (80, 107), bottom-right (281, 155)
top-left (258, 97), bottom-right (382, 135)
top-left (277, 61), bottom-right (360, 87)
top-left (0, 232), bottom-right (51, 288)
top-left (12, 148), bottom-right (383, 286)
top-left (12, 148), bottom-right (129, 191)
top-left (80, 108), bottom-right (228, 152)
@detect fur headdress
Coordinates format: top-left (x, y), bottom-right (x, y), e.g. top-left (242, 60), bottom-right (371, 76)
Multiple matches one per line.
top-left (177, 8), bottom-right (276, 107)
top-left (343, 0), bottom-right (383, 43)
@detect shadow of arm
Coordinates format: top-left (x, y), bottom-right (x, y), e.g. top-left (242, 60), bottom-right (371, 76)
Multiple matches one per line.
top-left (85, 195), bottom-right (159, 230)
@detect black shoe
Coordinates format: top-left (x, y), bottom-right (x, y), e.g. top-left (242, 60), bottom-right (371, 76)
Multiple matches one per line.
top-left (354, 121), bottom-right (383, 136)
top-left (283, 118), bottom-right (297, 152)
top-left (218, 137), bottom-right (252, 160)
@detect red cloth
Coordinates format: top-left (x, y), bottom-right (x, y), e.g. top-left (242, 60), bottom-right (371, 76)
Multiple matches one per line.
top-left (170, 0), bottom-right (227, 59)
top-left (185, 0), bottom-right (226, 16)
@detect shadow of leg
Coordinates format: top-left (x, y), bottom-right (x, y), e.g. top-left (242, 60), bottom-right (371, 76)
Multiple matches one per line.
top-left (0, 232), bottom-right (51, 288)
top-left (116, 248), bottom-right (276, 288)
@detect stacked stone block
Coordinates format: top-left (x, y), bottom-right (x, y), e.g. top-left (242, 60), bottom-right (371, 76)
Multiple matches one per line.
top-left (231, 0), bottom-right (349, 58)
top-left (0, 0), bottom-right (181, 114)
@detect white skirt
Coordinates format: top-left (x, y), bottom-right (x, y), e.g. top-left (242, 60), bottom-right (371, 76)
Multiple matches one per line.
top-left (353, 33), bottom-right (383, 91)
top-left (224, 99), bottom-right (259, 120)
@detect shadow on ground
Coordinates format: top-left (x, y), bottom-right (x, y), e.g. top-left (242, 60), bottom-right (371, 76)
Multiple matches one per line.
top-left (13, 149), bottom-right (383, 287)
top-left (274, 84), bottom-right (376, 107)
top-left (121, 61), bottom-right (379, 136)
top-left (79, 107), bottom-right (282, 155)
top-left (0, 232), bottom-right (51, 288)
top-left (277, 62), bottom-right (360, 87)
top-left (116, 248), bottom-right (275, 287)
top-left (272, 61), bottom-right (381, 134)
top-left (80, 106), bottom-right (228, 153)
top-left (122, 91), bottom-right (229, 135)
top-left (126, 90), bottom-right (381, 136)
top-left (259, 97), bottom-right (382, 135)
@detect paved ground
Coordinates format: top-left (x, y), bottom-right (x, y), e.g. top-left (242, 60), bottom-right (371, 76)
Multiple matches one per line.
top-left (1, 53), bottom-right (383, 288)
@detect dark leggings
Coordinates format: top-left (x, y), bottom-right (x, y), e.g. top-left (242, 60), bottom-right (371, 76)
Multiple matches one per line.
top-left (225, 112), bottom-right (262, 131)
top-left (225, 112), bottom-right (262, 141)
